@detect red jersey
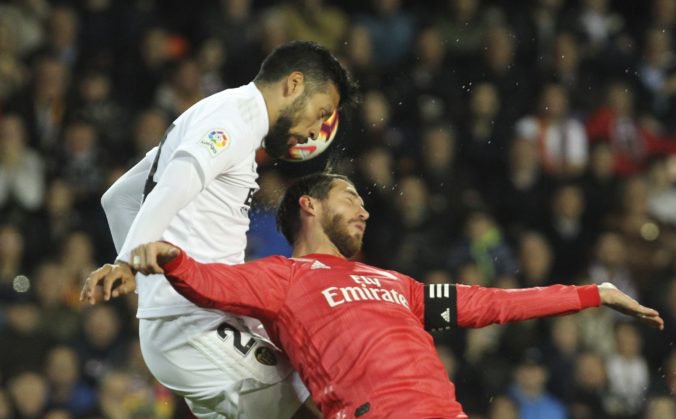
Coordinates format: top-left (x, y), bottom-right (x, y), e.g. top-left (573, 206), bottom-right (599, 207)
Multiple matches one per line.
top-left (162, 250), bottom-right (601, 419)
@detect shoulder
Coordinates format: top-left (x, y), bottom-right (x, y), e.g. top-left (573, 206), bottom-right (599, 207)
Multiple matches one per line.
top-left (253, 255), bottom-right (294, 268)
top-left (187, 86), bottom-right (265, 143)
top-left (186, 90), bottom-right (243, 128)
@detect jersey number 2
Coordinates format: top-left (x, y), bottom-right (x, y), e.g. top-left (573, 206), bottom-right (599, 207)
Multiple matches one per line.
top-left (217, 322), bottom-right (256, 356)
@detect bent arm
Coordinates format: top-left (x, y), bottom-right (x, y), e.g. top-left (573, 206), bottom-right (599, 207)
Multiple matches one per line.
top-left (115, 155), bottom-right (203, 263)
top-left (101, 155), bottom-right (152, 252)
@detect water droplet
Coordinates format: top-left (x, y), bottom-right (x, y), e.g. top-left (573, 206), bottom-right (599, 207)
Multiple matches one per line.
top-left (13, 275), bottom-right (30, 293)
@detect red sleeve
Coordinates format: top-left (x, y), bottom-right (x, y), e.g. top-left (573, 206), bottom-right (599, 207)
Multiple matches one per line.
top-left (456, 284), bottom-right (601, 328)
top-left (161, 247), bottom-right (292, 322)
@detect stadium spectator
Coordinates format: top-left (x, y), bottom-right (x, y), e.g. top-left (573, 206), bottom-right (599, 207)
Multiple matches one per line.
top-left (516, 82), bottom-right (589, 178)
top-left (356, 0), bottom-right (415, 68)
top-left (508, 347), bottom-right (567, 419)
top-left (606, 321), bottom-right (650, 417)
top-left (542, 182), bottom-right (592, 281)
top-left (279, 0), bottom-right (348, 52)
top-left (6, 370), bottom-right (49, 419)
top-left (457, 82), bottom-right (511, 192)
top-left (44, 345), bottom-right (97, 416)
top-left (516, 231), bottom-right (554, 287)
top-left (0, 114), bottom-right (45, 217)
top-left (581, 142), bottom-right (621, 235)
top-left (586, 81), bottom-right (676, 175)
top-left (568, 350), bottom-right (612, 419)
top-left (33, 262), bottom-right (79, 342)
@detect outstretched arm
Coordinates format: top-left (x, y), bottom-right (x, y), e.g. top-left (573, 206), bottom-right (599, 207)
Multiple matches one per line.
top-left (128, 242), bottom-right (291, 320)
top-left (421, 282), bottom-right (663, 332)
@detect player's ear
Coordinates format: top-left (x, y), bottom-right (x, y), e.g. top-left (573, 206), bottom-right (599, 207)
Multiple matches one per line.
top-left (284, 71), bottom-right (305, 98)
top-left (298, 195), bottom-right (317, 216)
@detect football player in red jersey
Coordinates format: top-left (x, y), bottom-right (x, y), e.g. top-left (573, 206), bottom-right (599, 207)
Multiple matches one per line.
top-left (130, 173), bottom-right (664, 419)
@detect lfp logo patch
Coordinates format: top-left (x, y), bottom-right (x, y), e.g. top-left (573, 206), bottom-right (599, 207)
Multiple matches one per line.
top-left (200, 129), bottom-right (230, 156)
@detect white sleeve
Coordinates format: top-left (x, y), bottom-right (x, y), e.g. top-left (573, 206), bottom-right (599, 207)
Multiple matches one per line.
top-left (101, 155), bottom-right (153, 252)
top-left (115, 155), bottom-right (204, 263)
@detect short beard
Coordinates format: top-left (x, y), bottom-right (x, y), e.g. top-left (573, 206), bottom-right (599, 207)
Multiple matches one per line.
top-left (321, 211), bottom-right (362, 259)
top-left (263, 93), bottom-right (307, 159)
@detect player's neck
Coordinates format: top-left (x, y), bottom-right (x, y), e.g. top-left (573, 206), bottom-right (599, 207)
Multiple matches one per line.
top-left (291, 229), bottom-right (345, 259)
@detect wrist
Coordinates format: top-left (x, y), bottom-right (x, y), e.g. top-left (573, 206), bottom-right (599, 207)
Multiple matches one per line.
top-left (578, 284), bottom-right (602, 307)
top-left (160, 244), bottom-right (184, 272)
top-left (597, 282), bottom-right (618, 306)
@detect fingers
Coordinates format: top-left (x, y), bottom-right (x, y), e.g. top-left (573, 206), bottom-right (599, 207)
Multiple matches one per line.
top-left (635, 307), bottom-right (665, 330)
top-left (80, 263), bottom-right (139, 304)
top-left (131, 245), bottom-right (147, 274)
top-left (101, 269), bottom-right (124, 301)
top-left (638, 313), bottom-right (664, 330)
top-left (603, 288), bottom-right (665, 331)
top-left (146, 243), bottom-right (165, 275)
top-left (111, 279), bottom-right (136, 299)
top-left (80, 264), bottom-right (113, 304)
top-left (131, 243), bottom-right (165, 275)
top-left (157, 245), bottom-right (179, 265)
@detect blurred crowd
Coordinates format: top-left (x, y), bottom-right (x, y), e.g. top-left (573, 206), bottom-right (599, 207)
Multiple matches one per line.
top-left (0, 0), bottom-right (675, 418)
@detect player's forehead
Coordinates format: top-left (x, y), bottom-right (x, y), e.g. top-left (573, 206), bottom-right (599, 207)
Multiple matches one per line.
top-left (331, 179), bottom-right (364, 203)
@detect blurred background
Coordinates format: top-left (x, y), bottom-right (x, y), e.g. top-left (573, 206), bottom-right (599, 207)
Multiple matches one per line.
top-left (0, 0), bottom-right (675, 418)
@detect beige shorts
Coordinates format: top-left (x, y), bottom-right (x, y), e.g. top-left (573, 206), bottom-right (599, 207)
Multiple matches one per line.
top-left (139, 309), bottom-right (308, 419)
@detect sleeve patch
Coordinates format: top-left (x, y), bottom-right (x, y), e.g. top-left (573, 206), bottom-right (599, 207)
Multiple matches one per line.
top-left (424, 283), bottom-right (457, 332)
top-left (200, 129), bottom-right (230, 156)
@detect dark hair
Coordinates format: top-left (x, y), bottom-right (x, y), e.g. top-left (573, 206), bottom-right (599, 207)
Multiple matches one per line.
top-left (276, 173), bottom-right (351, 244)
top-left (254, 41), bottom-right (359, 111)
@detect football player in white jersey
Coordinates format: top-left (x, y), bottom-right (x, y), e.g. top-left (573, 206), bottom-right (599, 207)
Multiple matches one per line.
top-left (80, 41), bottom-right (359, 419)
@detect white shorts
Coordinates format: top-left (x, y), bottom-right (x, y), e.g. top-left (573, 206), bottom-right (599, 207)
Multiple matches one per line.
top-left (139, 309), bottom-right (309, 419)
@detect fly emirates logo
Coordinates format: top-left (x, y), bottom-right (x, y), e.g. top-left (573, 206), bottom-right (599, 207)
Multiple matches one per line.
top-left (321, 275), bottom-right (410, 309)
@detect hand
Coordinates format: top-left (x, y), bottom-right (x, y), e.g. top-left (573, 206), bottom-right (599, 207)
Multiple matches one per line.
top-left (598, 282), bottom-right (664, 330)
top-left (130, 242), bottom-right (180, 275)
top-left (80, 262), bottom-right (137, 305)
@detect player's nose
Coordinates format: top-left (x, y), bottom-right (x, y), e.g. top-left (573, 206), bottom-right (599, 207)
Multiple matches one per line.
top-left (308, 119), bottom-right (323, 140)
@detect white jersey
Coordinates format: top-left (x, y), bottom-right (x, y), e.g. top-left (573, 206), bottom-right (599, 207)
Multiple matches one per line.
top-left (112, 82), bottom-right (268, 318)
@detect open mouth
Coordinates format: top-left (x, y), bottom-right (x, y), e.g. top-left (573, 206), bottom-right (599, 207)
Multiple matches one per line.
top-left (287, 134), bottom-right (309, 148)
